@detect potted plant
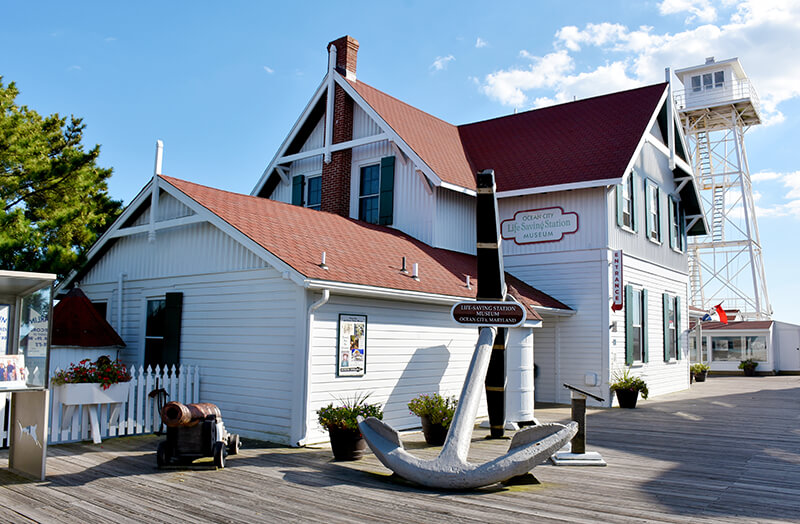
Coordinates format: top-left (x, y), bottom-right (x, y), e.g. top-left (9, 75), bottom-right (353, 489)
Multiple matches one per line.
top-left (52, 356), bottom-right (132, 404)
top-left (609, 367), bottom-right (649, 408)
top-left (316, 392), bottom-right (383, 461)
top-left (407, 393), bottom-right (458, 446)
top-left (690, 363), bottom-right (710, 382)
top-left (739, 359), bottom-right (758, 377)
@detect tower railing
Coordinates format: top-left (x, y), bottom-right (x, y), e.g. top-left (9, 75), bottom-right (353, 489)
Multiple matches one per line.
top-left (674, 78), bottom-right (760, 116)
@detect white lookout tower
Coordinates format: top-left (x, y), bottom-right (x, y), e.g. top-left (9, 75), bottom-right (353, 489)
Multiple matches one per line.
top-left (673, 57), bottom-right (771, 320)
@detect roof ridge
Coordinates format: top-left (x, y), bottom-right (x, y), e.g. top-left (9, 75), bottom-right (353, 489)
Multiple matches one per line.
top-left (458, 82), bottom-right (668, 130)
top-left (348, 77), bottom-right (459, 130)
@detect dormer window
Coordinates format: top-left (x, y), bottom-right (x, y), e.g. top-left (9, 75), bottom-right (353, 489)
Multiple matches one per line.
top-left (359, 164), bottom-right (380, 223)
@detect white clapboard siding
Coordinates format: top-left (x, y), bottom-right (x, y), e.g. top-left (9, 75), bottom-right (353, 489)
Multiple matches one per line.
top-left (610, 255), bottom-right (690, 400)
top-left (46, 364), bottom-right (201, 444)
top-left (306, 294), bottom-right (485, 444)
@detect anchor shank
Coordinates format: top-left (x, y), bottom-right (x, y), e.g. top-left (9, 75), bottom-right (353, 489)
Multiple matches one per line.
top-left (440, 326), bottom-right (496, 464)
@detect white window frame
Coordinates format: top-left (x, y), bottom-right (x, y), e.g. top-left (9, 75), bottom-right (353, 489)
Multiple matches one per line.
top-left (621, 171), bottom-right (635, 231)
top-left (631, 288), bottom-right (644, 362)
top-left (646, 179), bottom-right (661, 244)
top-left (305, 174), bottom-right (322, 211)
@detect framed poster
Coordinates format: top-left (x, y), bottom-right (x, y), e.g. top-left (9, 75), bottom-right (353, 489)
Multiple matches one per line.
top-left (0, 354), bottom-right (27, 390)
top-left (338, 314), bottom-right (366, 377)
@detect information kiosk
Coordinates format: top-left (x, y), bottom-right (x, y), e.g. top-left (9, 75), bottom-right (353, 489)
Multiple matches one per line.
top-left (1, 270), bottom-right (56, 480)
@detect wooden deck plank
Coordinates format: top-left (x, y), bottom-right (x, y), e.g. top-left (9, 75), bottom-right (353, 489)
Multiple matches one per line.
top-left (2, 375), bottom-right (799, 523)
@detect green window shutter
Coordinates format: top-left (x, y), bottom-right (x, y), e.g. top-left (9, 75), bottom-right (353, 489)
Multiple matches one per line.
top-left (164, 292), bottom-right (182, 368)
top-left (625, 285), bottom-right (633, 365)
top-left (642, 288), bottom-right (649, 363)
top-left (616, 184), bottom-right (624, 227)
top-left (663, 293), bottom-right (670, 362)
top-left (631, 171), bottom-right (639, 233)
top-left (645, 180), bottom-right (653, 237)
top-left (668, 196), bottom-right (676, 249)
top-left (378, 156), bottom-right (395, 225)
top-left (292, 175), bottom-right (305, 206)
top-left (676, 295), bottom-right (682, 359)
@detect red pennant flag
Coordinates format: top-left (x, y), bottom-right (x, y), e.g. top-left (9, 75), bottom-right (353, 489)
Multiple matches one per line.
top-left (715, 303), bottom-right (728, 324)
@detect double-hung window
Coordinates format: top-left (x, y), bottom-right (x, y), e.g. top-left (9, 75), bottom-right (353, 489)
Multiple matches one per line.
top-left (645, 180), bottom-right (661, 243)
top-left (357, 156), bottom-right (396, 225)
top-left (625, 285), bottom-right (648, 365)
top-left (616, 170), bottom-right (638, 232)
top-left (144, 293), bottom-right (182, 370)
top-left (663, 294), bottom-right (681, 361)
top-left (359, 164), bottom-right (381, 224)
top-left (669, 196), bottom-right (685, 251)
top-left (306, 175), bottom-right (321, 211)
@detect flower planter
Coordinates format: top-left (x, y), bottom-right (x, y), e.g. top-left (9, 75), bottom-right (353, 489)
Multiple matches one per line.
top-left (742, 367), bottom-right (756, 377)
top-left (327, 426), bottom-right (367, 461)
top-left (615, 388), bottom-right (639, 409)
top-left (694, 371), bottom-right (707, 382)
top-left (420, 415), bottom-right (449, 446)
top-left (57, 382), bottom-right (130, 405)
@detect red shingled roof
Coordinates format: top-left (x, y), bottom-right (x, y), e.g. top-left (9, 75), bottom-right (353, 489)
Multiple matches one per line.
top-left (162, 176), bottom-right (571, 320)
top-left (346, 79), bottom-right (477, 190)
top-left (52, 288), bottom-right (125, 347)
top-left (347, 76), bottom-right (667, 193)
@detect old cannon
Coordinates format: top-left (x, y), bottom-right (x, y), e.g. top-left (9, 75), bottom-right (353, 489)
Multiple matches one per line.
top-left (156, 401), bottom-right (240, 468)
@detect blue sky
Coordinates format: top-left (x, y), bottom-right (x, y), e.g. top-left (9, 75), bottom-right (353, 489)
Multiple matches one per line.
top-left (2, 1), bottom-right (799, 323)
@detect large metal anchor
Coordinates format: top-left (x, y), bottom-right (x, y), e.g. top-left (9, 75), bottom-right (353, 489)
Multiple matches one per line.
top-left (358, 170), bottom-right (577, 489)
top-left (359, 326), bottom-right (577, 488)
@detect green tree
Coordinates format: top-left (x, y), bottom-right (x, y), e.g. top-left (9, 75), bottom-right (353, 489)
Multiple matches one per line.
top-left (1, 77), bottom-right (122, 278)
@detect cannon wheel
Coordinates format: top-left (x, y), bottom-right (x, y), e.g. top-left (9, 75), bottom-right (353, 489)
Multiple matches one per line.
top-left (213, 441), bottom-right (226, 469)
top-left (157, 441), bottom-right (171, 467)
top-left (228, 434), bottom-right (240, 455)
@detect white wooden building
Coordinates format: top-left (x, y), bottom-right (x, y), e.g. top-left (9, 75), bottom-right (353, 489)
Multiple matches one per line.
top-left (63, 35), bottom-right (709, 444)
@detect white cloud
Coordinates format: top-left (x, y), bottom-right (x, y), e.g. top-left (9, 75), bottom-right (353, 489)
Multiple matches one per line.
top-left (104, 36), bottom-right (116, 42)
top-left (659, 0), bottom-right (718, 24)
top-left (263, 66), bottom-right (275, 74)
top-left (431, 55), bottom-right (455, 71)
top-left (68, 65), bottom-right (81, 71)
top-left (752, 171), bottom-right (783, 182)
top-left (555, 23), bottom-right (629, 51)
top-left (749, 170), bottom-right (800, 218)
top-left (476, 37), bottom-right (488, 48)
top-left (481, 50), bottom-right (573, 106)
top-left (477, 0), bottom-right (800, 120)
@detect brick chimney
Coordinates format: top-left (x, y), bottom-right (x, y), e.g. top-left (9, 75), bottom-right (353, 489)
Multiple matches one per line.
top-left (321, 36), bottom-right (358, 217)
top-left (327, 35), bottom-right (359, 80)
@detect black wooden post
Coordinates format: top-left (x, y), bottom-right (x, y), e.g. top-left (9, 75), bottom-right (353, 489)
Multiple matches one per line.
top-left (571, 397), bottom-right (586, 454)
top-left (475, 169), bottom-right (507, 439)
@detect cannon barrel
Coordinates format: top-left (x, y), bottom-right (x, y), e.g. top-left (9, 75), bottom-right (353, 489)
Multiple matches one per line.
top-left (161, 401), bottom-right (221, 428)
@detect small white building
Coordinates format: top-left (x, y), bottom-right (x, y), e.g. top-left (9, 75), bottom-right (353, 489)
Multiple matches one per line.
top-left (63, 35), bottom-right (710, 444)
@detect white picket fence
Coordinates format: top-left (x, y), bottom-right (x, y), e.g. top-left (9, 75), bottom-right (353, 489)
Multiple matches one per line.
top-left (1, 364), bottom-right (200, 447)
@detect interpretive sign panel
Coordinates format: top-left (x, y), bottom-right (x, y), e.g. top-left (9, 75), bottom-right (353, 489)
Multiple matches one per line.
top-left (451, 302), bottom-right (526, 327)
top-left (338, 314), bottom-right (366, 377)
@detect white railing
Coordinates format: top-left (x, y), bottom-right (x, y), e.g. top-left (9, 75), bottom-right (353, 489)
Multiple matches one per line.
top-left (1, 364), bottom-right (200, 447)
top-left (673, 78), bottom-right (760, 116)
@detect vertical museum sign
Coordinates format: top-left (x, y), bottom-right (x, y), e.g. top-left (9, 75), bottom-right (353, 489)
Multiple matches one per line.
top-left (612, 250), bottom-right (623, 311)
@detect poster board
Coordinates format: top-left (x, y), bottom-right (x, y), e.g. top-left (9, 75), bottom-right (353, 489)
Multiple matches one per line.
top-left (0, 354), bottom-right (27, 390)
top-left (337, 314), bottom-right (366, 377)
top-left (9, 389), bottom-right (49, 481)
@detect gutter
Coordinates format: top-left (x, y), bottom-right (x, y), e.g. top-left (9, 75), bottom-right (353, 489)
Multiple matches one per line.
top-left (295, 288), bottom-right (330, 447)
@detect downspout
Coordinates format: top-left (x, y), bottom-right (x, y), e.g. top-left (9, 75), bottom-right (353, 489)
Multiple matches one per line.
top-left (117, 272), bottom-right (126, 336)
top-left (296, 288), bottom-right (330, 446)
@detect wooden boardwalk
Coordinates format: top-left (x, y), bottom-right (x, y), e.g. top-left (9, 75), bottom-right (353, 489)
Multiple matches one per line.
top-left (2, 375), bottom-right (799, 523)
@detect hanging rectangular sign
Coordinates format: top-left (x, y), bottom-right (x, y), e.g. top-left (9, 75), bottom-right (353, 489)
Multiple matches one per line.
top-left (451, 301), bottom-right (526, 327)
top-left (337, 314), bottom-right (366, 377)
top-left (612, 250), bottom-right (624, 311)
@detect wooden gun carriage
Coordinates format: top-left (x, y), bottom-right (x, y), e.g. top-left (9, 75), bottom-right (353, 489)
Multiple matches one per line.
top-left (156, 401), bottom-right (240, 468)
